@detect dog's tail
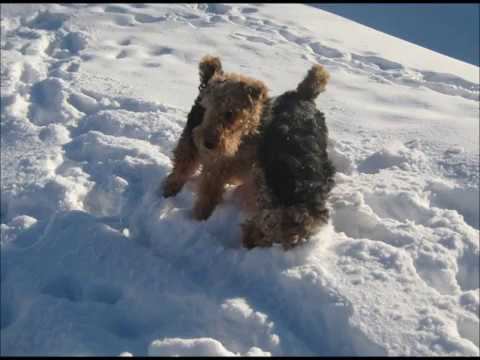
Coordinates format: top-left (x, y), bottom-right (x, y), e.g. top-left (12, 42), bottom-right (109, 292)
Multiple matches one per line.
top-left (296, 64), bottom-right (329, 101)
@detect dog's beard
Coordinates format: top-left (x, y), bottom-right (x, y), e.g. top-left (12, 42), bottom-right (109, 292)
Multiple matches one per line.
top-left (220, 132), bottom-right (242, 157)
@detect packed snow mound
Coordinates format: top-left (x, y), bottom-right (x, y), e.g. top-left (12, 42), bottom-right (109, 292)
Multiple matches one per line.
top-left (1, 3), bottom-right (479, 357)
top-left (147, 337), bottom-right (272, 357)
top-left (148, 336), bottom-right (272, 356)
top-left (149, 337), bottom-right (236, 356)
top-left (357, 140), bottom-right (428, 174)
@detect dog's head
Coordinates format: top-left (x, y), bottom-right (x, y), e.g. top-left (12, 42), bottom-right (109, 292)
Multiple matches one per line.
top-left (193, 56), bottom-right (268, 158)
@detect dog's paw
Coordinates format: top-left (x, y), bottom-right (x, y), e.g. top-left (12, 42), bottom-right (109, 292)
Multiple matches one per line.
top-left (241, 235), bottom-right (256, 249)
top-left (241, 222), bottom-right (271, 249)
top-left (161, 175), bottom-right (183, 198)
top-left (281, 237), bottom-right (300, 250)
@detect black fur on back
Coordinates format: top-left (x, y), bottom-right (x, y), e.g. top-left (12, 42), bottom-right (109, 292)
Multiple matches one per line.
top-left (258, 91), bottom-right (336, 213)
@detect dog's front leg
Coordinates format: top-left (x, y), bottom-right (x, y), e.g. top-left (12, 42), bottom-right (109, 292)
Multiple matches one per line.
top-left (192, 170), bottom-right (226, 220)
top-left (162, 131), bottom-right (200, 198)
top-left (162, 101), bottom-right (205, 198)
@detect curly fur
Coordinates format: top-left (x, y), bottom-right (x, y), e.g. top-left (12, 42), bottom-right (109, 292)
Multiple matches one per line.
top-left (162, 57), bottom-right (335, 250)
top-left (259, 91), bottom-right (335, 211)
top-left (240, 65), bottom-right (335, 249)
top-left (296, 64), bottom-right (329, 100)
top-left (199, 55), bottom-right (223, 88)
top-left (162, 55), bottom-right (268, 220)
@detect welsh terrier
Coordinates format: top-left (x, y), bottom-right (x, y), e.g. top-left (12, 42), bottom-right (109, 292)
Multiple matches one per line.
top-left (162, 55), bottom-right (335, 250)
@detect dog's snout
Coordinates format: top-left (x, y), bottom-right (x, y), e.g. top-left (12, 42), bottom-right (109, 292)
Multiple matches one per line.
top-left (204, 139), bottom-right (216, 149)
top-left (203, 131), bottom-right (219, 150)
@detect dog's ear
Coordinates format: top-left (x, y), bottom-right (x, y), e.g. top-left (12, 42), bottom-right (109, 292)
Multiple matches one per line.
top-left (244, 81), bottom-right (268, 103)
top-left (199, 55), bottom-right (223, 87)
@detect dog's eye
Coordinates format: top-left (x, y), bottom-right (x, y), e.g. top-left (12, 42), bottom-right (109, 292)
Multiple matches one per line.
top-left (224, 110), bottom-right (234, 121)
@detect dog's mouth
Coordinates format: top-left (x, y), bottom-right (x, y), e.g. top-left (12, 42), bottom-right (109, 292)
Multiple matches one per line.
top-left (193, 127), bottom-right (242, 158)
top-left (193, 129), bottom-right (223, 155)
top-left (203, 135), bottom-right (220, 151)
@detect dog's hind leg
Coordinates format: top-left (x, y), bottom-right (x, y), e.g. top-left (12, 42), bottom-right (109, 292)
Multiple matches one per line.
top-left (242, 209), bottom-right (280, 249)
top-left (279, 206), bottom-right (330, 250)
top-left (241, 166), bottom-right (330, 250)
top-left (241, 165), bottom-right (281, 249)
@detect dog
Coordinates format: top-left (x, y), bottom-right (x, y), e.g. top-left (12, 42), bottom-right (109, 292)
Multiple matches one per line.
top-left (162, 55), bottom-right (335, 250)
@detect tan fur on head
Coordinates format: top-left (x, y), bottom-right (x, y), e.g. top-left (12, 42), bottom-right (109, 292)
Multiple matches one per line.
top-left (194, 72), bottom-right (268, 158)
top-left (296, 64), bottom-right (329, 100)
top-left (199, 55), bottom-right (223, 87)
top-left (189, 71), bottom-right (268, 220)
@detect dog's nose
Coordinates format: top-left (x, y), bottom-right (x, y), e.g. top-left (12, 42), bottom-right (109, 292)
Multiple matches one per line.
top-left (204, 139), bottom-right (216, 149)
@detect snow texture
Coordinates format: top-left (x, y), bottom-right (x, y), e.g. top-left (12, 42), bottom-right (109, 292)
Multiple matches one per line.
top-left (1, 3), bottom-right (479, 357)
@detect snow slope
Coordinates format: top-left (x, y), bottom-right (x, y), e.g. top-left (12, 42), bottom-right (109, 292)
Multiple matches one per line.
top-left (1, 3), bottom-right (479, 356)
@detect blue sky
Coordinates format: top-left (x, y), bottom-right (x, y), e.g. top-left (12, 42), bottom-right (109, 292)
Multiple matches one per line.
top-left (310, 4), bottom-right (479, 66)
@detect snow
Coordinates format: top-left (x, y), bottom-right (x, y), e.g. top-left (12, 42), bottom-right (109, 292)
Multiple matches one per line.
top-left (1, 3), bottom-right (479, 357)
top-left (149, 337), bottom-right (236, 356)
